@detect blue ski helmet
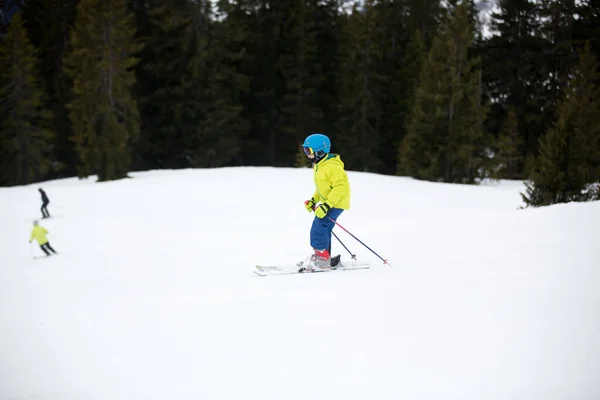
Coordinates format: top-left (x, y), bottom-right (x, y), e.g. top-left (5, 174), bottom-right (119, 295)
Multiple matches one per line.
top-left (302, 133), bottom-right (331, 163)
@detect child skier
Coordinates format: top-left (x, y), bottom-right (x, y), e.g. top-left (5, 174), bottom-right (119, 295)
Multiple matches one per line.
top-left (302, 133), bottom-right (350, 270)
top-left (29, 220), bottom-right (58, 256)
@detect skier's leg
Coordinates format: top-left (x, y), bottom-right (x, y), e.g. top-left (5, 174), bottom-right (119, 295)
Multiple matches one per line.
top-left (46, 242), bottom-right (57, 254)
top-left (325, 209), bottom-right (344, 255)
top-left (41, 204), bottom-right (46, 218)
top-left (310, 217), bottom-right (330, 252)
top-left (309, 208), bottom-right (344, 268)
top-left (39, 244), bottom-right (50, 256)
top-left (310, 208), bottom-right (344, 251)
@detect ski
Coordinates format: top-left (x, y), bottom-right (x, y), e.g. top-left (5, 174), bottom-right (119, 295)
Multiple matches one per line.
top-left (33, 254), bottom-right (58, 260)
top-left (254, 261), bottom-right (370, 277)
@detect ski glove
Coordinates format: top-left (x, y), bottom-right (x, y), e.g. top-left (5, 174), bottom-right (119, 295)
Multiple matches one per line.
top-left (314, 203), bottom-right (332, 219)
top-left (304, 198), bottom-right (316, 212)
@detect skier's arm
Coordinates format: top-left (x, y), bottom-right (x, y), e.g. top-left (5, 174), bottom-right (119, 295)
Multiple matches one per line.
top-left (29, 231), bottom-right (34, 242)
top-left (324, 167), bottom-right (349, 207)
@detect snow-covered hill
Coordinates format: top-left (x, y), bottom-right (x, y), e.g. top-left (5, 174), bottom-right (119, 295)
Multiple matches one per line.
top-left (1, 168), bottom-right (599, 400)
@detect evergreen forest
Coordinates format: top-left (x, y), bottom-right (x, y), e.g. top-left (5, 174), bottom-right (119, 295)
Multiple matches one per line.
top-left (1, 0), bottom-right (599, 207)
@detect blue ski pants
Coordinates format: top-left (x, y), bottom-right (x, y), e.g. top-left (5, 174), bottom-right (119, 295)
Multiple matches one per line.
top-left (310, 208), bottom-right (344, 252)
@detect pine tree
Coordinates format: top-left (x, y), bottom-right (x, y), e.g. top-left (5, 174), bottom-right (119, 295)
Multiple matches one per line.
top-left (522, 44), bottom-right (600, 206)
top-left (65, 0), bottom-right (140, 181)
top-left (134, 0), bottom-right (197, 169)
top-left (573, 0), bottom-right (600, 63)
top-left (373, 0), bottom-right (411, 175)
top-left (539, 0), bottom-right (577, 98)
top-left (22, 0), bottom-right (80, 178)
top-left (195, 0), bottom-right (249, 167)
top-left (405, 0), bottom-right (441, 48)
top-left (335, 1), bottom-right (385, 172)
top-left (224, 0), bottom-right (281, 166)
top-left (158, 0), bottom-right (226, 168)
top-left (395, 29), bottom-right (425, 175)
top-left (481, 0), bottom-right (549, 171)
top-left (0, 13), bottom-right (55, 186)
top-left (490, 107), bottom-right (523, 179)
top-left (275, 0), bottom-right (325, 167)
top-left (400, 30), bottom-right (426, 123)
top-left (312, 0), bottom-right (345, 149)
top-left (399, 3), bottom-right (488, 183)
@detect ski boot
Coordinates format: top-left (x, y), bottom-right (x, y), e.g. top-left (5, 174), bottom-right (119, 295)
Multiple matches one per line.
top-left (298, 249), bottom-right (331, 273)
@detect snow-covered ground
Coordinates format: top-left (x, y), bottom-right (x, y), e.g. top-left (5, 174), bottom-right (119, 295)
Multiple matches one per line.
top-left (1, 167), bottom-right (599, 400)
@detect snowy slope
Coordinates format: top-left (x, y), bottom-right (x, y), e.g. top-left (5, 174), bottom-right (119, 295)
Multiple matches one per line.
top-left (1, 168), bottom-right (599, 400)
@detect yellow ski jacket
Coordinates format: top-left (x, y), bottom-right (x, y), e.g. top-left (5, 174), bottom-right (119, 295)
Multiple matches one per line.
top-left (30, 226), bottom-right (49, 245)
top-left (311, 154), bottom-right (351, 210)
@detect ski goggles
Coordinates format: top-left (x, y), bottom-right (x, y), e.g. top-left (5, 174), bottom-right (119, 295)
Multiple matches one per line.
top-left (303, 146), bottom-right (315, 156)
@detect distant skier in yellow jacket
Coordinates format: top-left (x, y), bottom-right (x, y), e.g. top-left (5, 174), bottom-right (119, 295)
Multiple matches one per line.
top-left (29, 221), bottom-right (58, 256)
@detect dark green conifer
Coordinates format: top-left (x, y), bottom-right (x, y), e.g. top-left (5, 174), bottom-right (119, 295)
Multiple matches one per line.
top-left (335, 1), bottom-right (385, 172)
top-left (65, 0), bottom-right (140, 181)
top-left (523, 44), bottom-right (600, 206)
top-left (399, 3), bottom-right (487, 183)
top-left (0, 13), bottom-right (55, 186)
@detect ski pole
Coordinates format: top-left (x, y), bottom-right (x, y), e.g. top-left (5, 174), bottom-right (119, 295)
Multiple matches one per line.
top-left (332, 231), bottom-right (356, 260)
top-left (329, 218), bottom-right (390, 265)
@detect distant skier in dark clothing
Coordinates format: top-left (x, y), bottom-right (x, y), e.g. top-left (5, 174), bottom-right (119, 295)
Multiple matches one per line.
top-left (39, 188), bottom-right (50, 218)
